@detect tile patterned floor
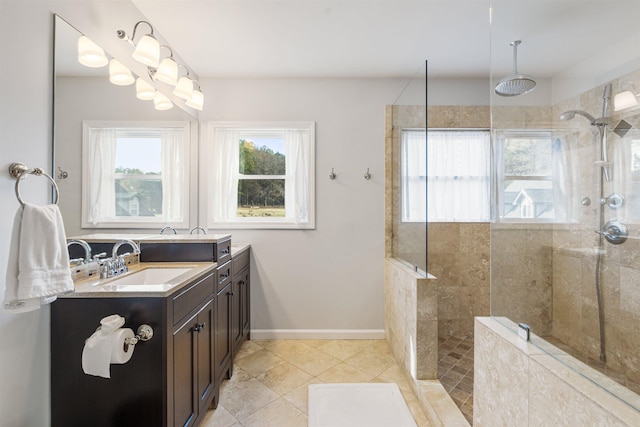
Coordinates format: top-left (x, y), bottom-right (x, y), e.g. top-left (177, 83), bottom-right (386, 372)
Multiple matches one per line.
top-left (437, 335), bottom-right (474, 424)
top-left (201, 339), bottom-right (430, 427)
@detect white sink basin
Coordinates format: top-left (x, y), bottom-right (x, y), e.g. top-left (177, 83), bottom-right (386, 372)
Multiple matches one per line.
top-left (108, 267), bottom-right (192, 286)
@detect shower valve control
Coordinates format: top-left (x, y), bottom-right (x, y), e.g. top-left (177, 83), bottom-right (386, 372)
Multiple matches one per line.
top-left (596, 220), bottom-right (628, 245)
top-left (600, 193), bottom-right (625, 210)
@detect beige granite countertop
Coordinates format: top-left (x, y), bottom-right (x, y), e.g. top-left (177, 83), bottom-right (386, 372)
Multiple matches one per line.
top-left (231, 243), bottom-right (250, 257)
top-left (65, 262), bottom-right (217, 298)
top-left (67, 233), bottom-right (232, 243)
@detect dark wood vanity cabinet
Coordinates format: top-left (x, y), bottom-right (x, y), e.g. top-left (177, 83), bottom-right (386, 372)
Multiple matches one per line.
top-left (51, 244), bottom-right (250, 427)
top-left (51, 271), bottom-right (217, 427)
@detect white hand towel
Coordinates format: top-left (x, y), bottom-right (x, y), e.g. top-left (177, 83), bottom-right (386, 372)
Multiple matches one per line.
top-left (17, 203), bottom-right (73, 300)
top-left (3, 203), bottom-right (73, 313)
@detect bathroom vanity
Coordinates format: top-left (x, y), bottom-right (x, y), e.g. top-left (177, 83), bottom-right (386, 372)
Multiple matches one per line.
top-left (51, 235), bottom-right (250, 427)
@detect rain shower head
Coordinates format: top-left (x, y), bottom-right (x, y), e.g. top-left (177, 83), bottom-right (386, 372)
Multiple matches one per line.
top-left (495, 40), bottom-right (537, 97)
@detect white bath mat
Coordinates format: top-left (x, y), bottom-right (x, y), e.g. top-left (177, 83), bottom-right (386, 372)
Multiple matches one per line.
top-left (308, 383), bottom-right (418, 427)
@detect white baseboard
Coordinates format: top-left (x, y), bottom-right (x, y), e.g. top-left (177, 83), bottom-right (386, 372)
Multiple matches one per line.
top-left (250, 329), bottom-right (386, 340)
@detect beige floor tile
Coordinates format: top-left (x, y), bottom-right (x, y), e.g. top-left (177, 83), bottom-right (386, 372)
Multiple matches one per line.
top-left (257, 361), bottom-right (314, 395)
top-left (233, 349), bottom-right (286, 378)
top-left (317, 339), bottom-right (373, 361)
top-left (218, 377), bottom-right (279, 420)
top-left (316, 362), bottom-right (375, 383)
top-left (287, 348), bottom-right (341, 376)
top-left (200, 405), bottom-right (238, 427)
top-left (259, 340), bottom-right (314, 361)
top-left (344, 346), bottom-right (398, 377)
top-left (234, 340), bottom-right (263, 361)
top-left (238, 397), bottom-right (307, 427)
top-left (282, 378), bottom-right (324, 414)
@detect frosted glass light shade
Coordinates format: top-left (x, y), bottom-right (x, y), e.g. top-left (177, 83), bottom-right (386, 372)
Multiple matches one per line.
top-left (154, 92), bottom-right (173, 110)
top-left (614, 91), bottom-right (639, 111)
top-left (132, 34), bottom-right (160, 68)
top-left (77, 36), bottom-right (108, 67)
top-left (136, 78), bottom-right (155, 100)
top-left (173, 77), bottom-right (193, 100)
top-left (185, 89), bottom-right (204, 110)
top-left (109, 59), bottom-right (135, 86)
top-left (154, 57), bottom-right (178, 85)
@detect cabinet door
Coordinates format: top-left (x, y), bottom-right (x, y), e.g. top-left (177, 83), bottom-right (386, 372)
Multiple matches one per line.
top-left (174, 299), bottom-right (213, 427)
top-left (240, 268), bottom-right (250, 341)
top-left (173, 314), bottom-right (198, 427)
top-left (196, 301), bottom-right (214, 414)
top-left (231, 274), bottom-right (242, 352)
top-left (215, 283), bottom-right (232, 383)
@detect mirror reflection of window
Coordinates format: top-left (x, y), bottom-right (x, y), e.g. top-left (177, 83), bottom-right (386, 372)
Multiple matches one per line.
top-left (81, 121), bottom-right (191, 228)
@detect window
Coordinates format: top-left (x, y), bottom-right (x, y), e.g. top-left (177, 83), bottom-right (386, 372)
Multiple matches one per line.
top-left (401, 129), bottom-right (490, 222)
top-left (206, 122), bottom-right (315, 229)
top-left (495, 130), bottom-right (568, 222)
top-left (82, 121), bottom-right (191, 228)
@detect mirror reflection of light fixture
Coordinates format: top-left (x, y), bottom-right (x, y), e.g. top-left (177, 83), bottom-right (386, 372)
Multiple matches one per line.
top-left (109, 59), bottom-right (135, 86)
top-left (77, 36), bottom-right (108, 67)
top-left (614, 90), bottom-right (639, 111)
top-left (135, 78), bottom-right (156, 100)
top-left (186, 83), bottom-right (204, 111)
top-left (117, 21), bottom-right (159, 68)
top-left (153, 92), bottom-right (173, 110)
top-left (154, 51), bottom-right (178, 86)
top-left (174, 76), bottom-right (194, 100)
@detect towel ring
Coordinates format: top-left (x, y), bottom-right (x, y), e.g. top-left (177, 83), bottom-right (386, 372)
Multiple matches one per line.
top-left (9, 162), bottom-right (59, 206)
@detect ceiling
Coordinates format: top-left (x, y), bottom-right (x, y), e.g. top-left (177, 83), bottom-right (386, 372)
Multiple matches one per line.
top-left (130, 0), bottom-right (640, 80)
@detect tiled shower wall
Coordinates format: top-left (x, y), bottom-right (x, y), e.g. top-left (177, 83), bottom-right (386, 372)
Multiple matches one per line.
top-left (550, 69), bottom-right (640, 384)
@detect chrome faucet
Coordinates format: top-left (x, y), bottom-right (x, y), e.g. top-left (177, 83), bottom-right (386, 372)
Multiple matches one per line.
top-left (112, 239), bottom-right (140, 259)
top-left (189, 226), bottom-right (207, 235)
top-left (67, 239), bottom-right (92, 263)
top-left (160, 226), bottom-right (177, 235)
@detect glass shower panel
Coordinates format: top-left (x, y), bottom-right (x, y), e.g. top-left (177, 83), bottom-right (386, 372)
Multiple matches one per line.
top-left (389, 63), bottom-right (428, 275)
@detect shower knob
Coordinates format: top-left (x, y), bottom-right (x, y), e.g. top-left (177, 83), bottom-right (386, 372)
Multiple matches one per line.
top-left (595, 220), bottom-right (628, 245)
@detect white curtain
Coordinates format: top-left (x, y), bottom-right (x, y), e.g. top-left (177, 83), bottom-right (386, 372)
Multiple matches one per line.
top-left (161, 128), bottom-right (185, 222)
top-left (210, 128), bottom-right (240, 223)
top-left (285, 129), bottom-right (310, 224)
top-left (402, 130), bottom-right (490, 222)
top-left (401, 130), bottom-right (427, 222)
top-left (88, 128), bottom-right (117, 224)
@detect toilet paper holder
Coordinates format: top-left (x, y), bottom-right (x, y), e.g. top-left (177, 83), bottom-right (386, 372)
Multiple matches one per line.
top-left (123, 324), bottom-right (154, 351)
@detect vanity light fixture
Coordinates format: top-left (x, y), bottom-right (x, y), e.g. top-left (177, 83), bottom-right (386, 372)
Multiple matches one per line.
top-left (77, 35), bottom-right (108, 67)
top-left (135, 77), bottom-right (156, 100)
top-left (185, 83), bottom-right (204, 111)
top-left (174, 71), bottom-right (194, 100)
top-left (117, 21), bottom-right (160, 68)
top-left (153, 47), bottom-right (179, 85)
top-left (153, 92), bottom-right (173, 110)
top-left (614, 90), bottom-right (639, 111)
top-left (108, 59), bottom-right (135, 86)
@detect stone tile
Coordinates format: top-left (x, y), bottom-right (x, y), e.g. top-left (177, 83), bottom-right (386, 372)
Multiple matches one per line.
top-left (287, 347), bottom-right (341, 376)
top-left (257, 362), bottom-right (314, 395)
top-left (343, 346), bottom-right (398, 378)
top-left (238, 397), bottom-right (307, 427)
top-left (282, 379), bottom-right (323, 414)
top-left (316, 362), bottom-right (375, 383)
top-left (234, 339), bottom-right (264, 361)
top-left (259, 340), bottom-right (314, 362)
top-left (233, 349), bottom-right (286, 378)
top-left (200, 405), bottom-right (238, 427)
top-left (218, 377), bottom-right (279, 420)
top-left (316, 339), bottom-right (372, 361)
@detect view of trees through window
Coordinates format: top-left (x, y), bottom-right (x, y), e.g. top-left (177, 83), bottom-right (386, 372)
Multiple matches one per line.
top-left (114, 137), bottom-right (163, 217)
top-left (238, 138), bottom-right (286, 217)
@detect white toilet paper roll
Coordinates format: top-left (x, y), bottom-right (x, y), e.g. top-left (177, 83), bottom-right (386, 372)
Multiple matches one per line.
top-left (110, 328), bottom-right (135, 364)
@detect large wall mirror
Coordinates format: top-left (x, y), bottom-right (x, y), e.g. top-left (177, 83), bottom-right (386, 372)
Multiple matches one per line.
top-left (53, 14), bottom-right (199, 236)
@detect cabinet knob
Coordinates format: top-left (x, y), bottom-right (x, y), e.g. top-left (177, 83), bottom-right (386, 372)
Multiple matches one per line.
top-left (239, 281), bottom-right (245, 285)
top-left (192, 322), bottom-right (206, 333)
top-left (227, 291), bottom-right (234, 296)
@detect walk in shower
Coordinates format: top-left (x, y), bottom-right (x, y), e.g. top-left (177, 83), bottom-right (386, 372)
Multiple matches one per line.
top-left (490, 0), bottom-right (640, 415)
top-left (386, 0), bottom-right (640, 423)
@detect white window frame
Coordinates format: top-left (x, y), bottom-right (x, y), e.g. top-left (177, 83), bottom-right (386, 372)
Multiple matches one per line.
top-left (203, 121), bottom-right (316, 230)
top-left (81, 120), bottom-right (193, 229)
top-left (494, 129), bottom-right (559, 223)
